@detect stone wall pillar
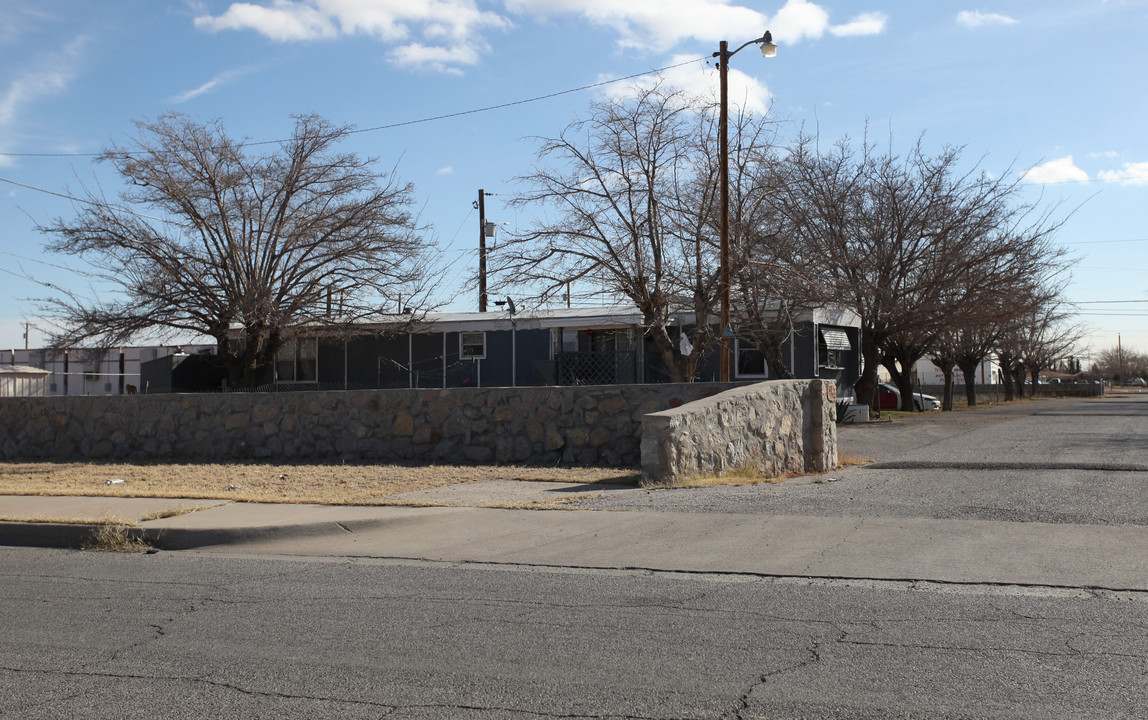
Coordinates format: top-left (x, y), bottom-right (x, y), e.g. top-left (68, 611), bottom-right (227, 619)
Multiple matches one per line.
top-left (641, 379), bottom-right (839, 484)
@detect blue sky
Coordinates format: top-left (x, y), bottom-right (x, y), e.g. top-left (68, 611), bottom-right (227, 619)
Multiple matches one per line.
top-left (1, 0), bottom-right (1146, 365)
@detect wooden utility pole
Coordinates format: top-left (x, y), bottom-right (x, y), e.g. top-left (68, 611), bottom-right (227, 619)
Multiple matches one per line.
top-left (718, 40), bottom-right (731, 382)
top-left (1119, 333), bottom-right (1125, 382)
top-left (478, 189), bottom-right (489, 312)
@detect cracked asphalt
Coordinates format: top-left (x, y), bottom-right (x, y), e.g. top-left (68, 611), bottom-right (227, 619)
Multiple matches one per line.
top-left (2, 552), bottom-right (1146, 719)
top-left (3, 395), bottom-right (1147, 718)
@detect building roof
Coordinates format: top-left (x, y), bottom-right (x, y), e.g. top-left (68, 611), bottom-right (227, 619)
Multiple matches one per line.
top-left (411, 306), bottom-right (651, 333)
top-left (0, 365), bottom-right (51, 376)
top-left (229, 304), bottom-right (863, 338)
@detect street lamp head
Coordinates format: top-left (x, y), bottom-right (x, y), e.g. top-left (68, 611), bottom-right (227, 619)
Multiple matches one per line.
top-left (760, 31), bottom-right (777, 58)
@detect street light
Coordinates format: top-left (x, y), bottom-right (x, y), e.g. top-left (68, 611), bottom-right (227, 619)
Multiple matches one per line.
top-left (714, 31), bottom-right (776, 382)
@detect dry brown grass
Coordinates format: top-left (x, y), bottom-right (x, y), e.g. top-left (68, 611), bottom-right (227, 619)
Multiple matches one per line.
top-left (643, 465), bottom-right (788, 490)
top-left (0, 514), bottom-right (138, 526)
top-left (83, 522), bottom-right (155, 552)
top-left (0, 460), bottom-right (639, 505)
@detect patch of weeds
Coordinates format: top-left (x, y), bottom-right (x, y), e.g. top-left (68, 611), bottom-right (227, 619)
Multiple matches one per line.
top-left (837, 454), bottom-right (873, 467)
top-left (83, 522), bottom-right (158, 553)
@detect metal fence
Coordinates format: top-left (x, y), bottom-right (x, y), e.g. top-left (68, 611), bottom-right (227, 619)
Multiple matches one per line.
top-left (555, 351), bottom-right (637, 386)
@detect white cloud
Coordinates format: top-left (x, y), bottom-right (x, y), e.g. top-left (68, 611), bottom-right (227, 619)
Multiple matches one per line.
top-left (956, 10), bottom-right (1018, 28)
top-left (388, 41), bottom-right (484, 74)
top-left (768, 0), bottom-right (830, 43)
top-left (0, 36), bottom-right (86, 166)
top-left (600, 54), bottom-right (771, 116)
top-left (507, 0), bottom-right (764, 51)
top-left (1022, 156), bottom-right (1088, 185)
top-left (437, 166), bottom-right (454, 175)
top-left (194, 0), bottom-right (509, 72)
top-left (1088, 150), bottom-right (1120, 159)
top-left (1098, 161), bottom-right (1148, 186)
top-left (507, 0), bottom-right (882, 51)
top-left (194, 1), bottom-right (337, 40)
top-left (829, 12), bottom-right (887, 37)
top-left (170, 66), bottom-right (262, 103)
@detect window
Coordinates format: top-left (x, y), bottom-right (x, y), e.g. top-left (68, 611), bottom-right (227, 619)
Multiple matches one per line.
top-left (735, 339), bottom-right (767, 378)
top-left (819, 347), bottom-right (845, 369)
top-left (276, 338), bottom-right (318, 382)
top-left (818, 328), bottom-right (852, 369)
top-left (460, 332), bottom-right (486, 359)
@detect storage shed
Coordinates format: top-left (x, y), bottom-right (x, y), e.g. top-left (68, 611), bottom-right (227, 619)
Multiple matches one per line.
top-left (0, 364), bottom-right (52, 397)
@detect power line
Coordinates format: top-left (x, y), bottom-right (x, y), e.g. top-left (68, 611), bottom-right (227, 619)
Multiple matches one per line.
top-left (0, 176), bottom-right (188, 226)
top-left (0, 57), bottom-right (707, 160)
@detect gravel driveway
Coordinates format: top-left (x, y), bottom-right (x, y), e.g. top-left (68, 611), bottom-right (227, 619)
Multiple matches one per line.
top-left (575, 397), bottom-right (1148, 526)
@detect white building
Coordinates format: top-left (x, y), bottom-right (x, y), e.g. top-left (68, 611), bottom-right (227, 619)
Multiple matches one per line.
top-left (913, 356), bottom-right (1002, 386)
top-left (0, 365), bottom-right (51, 397)
top-left (0, 345), bottom-right (214, 396)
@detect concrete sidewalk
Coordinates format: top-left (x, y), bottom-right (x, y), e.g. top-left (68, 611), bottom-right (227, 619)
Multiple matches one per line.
top-left (4, 396), bottom-right (1145, 592)
top-left (3, 493), bottom-right (1147, 592)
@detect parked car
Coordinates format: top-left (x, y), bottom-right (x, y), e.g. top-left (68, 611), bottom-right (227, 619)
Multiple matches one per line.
top-left (1124, 377), bottom-right (1146, 387)
top-left (872, 382), bottom-right (941, 411)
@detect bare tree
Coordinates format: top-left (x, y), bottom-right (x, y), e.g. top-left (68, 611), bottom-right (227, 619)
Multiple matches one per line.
top-left (1017, 304), bottom-right (1085, 387)
top-left (1091, 344), bottom-right (1147, 381)
top-left (678, 101), bottom-right (804, 379)
top-left (495, 83), bottom-right (729, 382)
top-left (40, 113), bottom-right (437, 387)
top-left (774, 130), bottom-right (1068, 407)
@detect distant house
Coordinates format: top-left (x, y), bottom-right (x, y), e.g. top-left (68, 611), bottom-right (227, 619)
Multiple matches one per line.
top-left (0, 364), bottom-right (51, 397)
top-left (912, 356), bottom-right (1002, 386)
top-left (0, 345), bottom-right (215, 396)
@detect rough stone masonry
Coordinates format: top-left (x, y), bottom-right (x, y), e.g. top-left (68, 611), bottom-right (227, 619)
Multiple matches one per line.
top-left (640, 379), bottom-right (837, 483)
top-left (0, 380), bottom-right (836, 482)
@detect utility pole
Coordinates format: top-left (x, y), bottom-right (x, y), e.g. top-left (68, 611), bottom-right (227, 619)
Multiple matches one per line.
top-left (714, 31), bottom-right (775, 382)
top-left (1119, 333), bottom-right (1125, 382)
top-left (476, 189), bottom-right (493, 312)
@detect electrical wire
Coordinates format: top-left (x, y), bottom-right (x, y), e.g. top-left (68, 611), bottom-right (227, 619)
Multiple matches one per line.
top-left (0, 57), bottom-right (708, 159)
top-left (0, 176), bottom-right (188, 226)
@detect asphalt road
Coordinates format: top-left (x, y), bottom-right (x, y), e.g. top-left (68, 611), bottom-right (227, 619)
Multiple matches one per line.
top-left (2, 548), bottom-right (1145, 719)
top-left (3, 395), bottom-right (1147, 718)
top-left (578, 396), bottom-right (1148, 524)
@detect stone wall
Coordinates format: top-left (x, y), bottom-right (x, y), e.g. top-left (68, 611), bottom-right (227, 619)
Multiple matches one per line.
top-left (641, 380), bottom-right (837, 483)
top-left (0, 383), bottom-right (751, 466)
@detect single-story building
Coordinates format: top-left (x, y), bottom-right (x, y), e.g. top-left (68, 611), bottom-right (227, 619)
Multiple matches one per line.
top-left (218, 305), bottom-right (861, 396)
top-left (0, 364), bottom-right (52, 397)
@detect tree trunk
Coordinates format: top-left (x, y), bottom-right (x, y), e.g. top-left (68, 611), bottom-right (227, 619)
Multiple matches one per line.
top-left (941, 365), bottom-right (954, 411)
top-left (886, 346), bottom-right (925, 412)
top-left (648, 326), bottom-right (690, 383)
top-left (854, 330), bottom-right (882, 406)
top-left (1012, 366), bottom-right (1026, 399)
top-left (762, 341), bottom-right (793, 380)
top-left (956, 359), bottom-right (980, 407)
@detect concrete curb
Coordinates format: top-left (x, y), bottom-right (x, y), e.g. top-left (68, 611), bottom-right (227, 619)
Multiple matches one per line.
top-left (144, 516), bottom-right (401, 550)
top-left (0, 516), bottom-right (401, 551)
top-left (0, 521), bottom-right (106, 549)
